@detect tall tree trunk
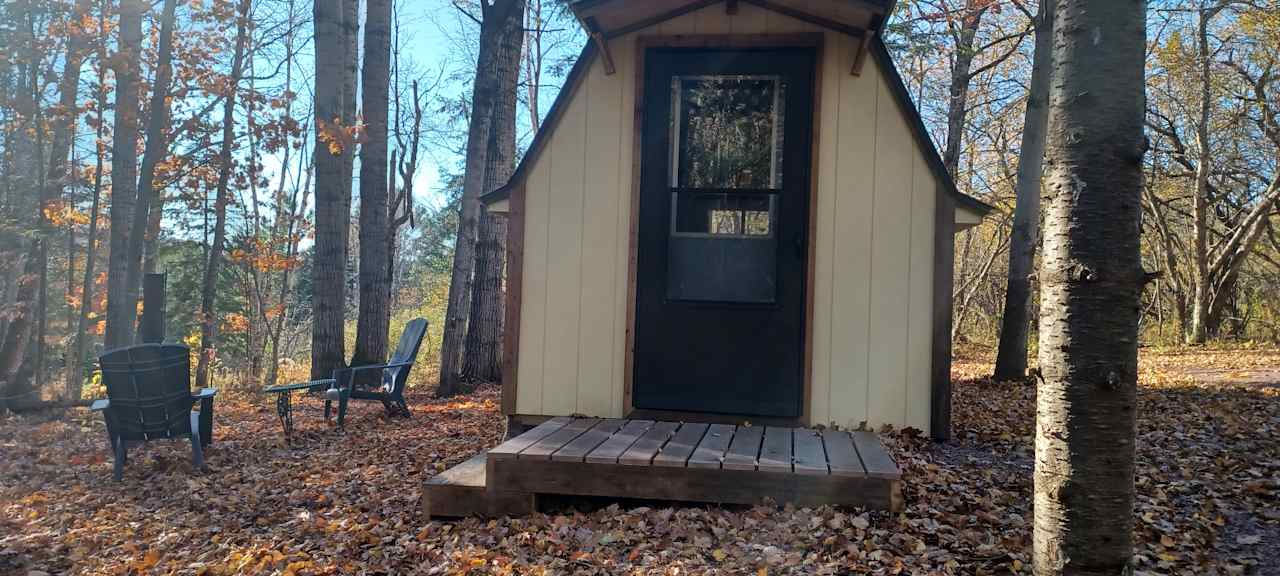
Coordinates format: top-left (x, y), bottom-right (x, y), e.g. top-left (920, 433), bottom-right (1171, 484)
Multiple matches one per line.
top-left (437, 0), bottom-right (523, 397)
top-left (67, 0), bottom-right (112, 400)
top-left (352, 0), bottom-right (394, 369)
top-left (310, 0), bottom-right (353, 380)
top-left (1186, 2), bottom-right (1223, 345)
top-left (1034, 0), bottom-right (1146, 572)
top-left (142, 191), bottom-right (164, 274)
top-left (523, 0), bottom-right (544, 135)
top-left (993, 0), bottom-right (1054, 382)
top-left (462, 0), bottom-right (524, 384)
top-left (245, 48), bottom-right (265, 386)
top-left (103, 0), bottom-right (146, 349)
top-left (123, 0), bottom-right (180, 343)
top-left (195, 0), bottom-right (249, 389)
top-left (264, 0), bottom-right (304, 388)
top-left (941, 1), bottom-right (989, 178)
top-left (36, 0), bottom-right (93, 399)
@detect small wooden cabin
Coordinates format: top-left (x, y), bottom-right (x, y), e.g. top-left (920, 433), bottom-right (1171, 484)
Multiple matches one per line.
top-left (482, 0), bottom-right (990, 441)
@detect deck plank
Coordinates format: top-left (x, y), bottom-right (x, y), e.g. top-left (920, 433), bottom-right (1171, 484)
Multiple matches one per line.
top-left (653, 422), bottom-right (710, 468)
top-left (619, 421), bottom-right (680, 466)
top-left (758, 426), bottom-right (794, 473)
top-left (722, 425), bottom-right (764, 471)
top-left (687, 424), bottom-right (736, 469)
top-left (520, 418), bottom-right (599, 460)
top-left (552, 419), bottom-right (626, 462)
top-left (822, 430), bottom-right (866, 477)
top-left (851, 431), bottom-right (900, 479)
top-left (488, 417), bottom-right (572, 460)
top-left (585, 420), bottom-right (653, 464)
top-left (792, 428), bottom-right (829, 475)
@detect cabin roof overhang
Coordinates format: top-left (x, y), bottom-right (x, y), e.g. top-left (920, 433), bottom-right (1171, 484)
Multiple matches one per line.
top-left (480, 0), bottom-right (994, 219)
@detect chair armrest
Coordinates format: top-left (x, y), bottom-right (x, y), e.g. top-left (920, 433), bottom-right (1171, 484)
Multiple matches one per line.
top-left (264, 379), bottom-right (335, 393)
top-left (193, 388), bottom-right (218, 400)
top-left (90, 399), bottom-right (110, 412)
top-left (335, 360), bottom-right (415, 375)
top-left (333, 362), bottom-right (414, 387)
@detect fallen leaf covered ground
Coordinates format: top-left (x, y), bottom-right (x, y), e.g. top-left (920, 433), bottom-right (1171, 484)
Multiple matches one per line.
top-left (1, 348), bottom-right (1276, 575)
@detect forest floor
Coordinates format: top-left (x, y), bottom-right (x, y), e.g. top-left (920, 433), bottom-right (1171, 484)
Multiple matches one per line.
top-left (1, 348), bottom-right (1277, 575)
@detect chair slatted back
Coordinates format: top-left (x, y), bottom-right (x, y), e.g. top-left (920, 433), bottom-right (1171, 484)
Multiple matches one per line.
top-left (385, 318), bottom-right (428, 391)
top-left (100, 344), bottom-right (194, 441)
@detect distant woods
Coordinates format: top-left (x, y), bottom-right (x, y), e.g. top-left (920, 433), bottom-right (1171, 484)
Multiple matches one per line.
top-left (0, 0), bottom-right (578, 408)
top-left (888, 0), bottom-right (1280, 376)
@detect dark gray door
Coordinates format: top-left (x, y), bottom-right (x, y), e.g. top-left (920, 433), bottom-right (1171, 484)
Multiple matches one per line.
top-left (633, 48), bottom-right (815, 417)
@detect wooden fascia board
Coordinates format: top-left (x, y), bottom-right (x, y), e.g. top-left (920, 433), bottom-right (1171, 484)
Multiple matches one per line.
top-left (600, 0), bottom-right (723, 40)
top-left (930, 188), bottom-right (956, 440)
top-left (741, 0), bottom-right (868, 38)
top-left (489, 0), bottom-right (992, 222)
top-left (500, 182), bottom-right (526, 415)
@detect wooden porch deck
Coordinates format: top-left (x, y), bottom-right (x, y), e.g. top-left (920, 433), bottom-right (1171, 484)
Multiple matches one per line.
top-left (423, 417), bottom-right (902, 518)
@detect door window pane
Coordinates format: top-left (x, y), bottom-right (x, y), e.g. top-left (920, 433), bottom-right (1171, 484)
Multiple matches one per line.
top-left (670, 75), bottom-right (785, 189)
top-left (671, 192), bottom-right (775, 238)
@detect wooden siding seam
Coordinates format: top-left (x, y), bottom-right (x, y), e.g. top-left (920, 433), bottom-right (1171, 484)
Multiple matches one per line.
top-left (821, 30), bottom-right (841, 426)
top-left (609, 47), bottom-right (626, 418)
top-left (539, 137), bottom-right (555, 413)
top-left (571, 75), bottom-right (590, 415)
top-left (575, 64), bottom-right (593, 415)
top-left (902, 140), bottom-right (915, 428)
top-left (863, 64), bottom-right (879, 422)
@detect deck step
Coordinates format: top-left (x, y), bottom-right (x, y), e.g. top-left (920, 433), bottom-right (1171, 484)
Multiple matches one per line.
top-left (421, 452), bottom-right (534, 519)
top-left (482, 419), bottom-right (903, 513)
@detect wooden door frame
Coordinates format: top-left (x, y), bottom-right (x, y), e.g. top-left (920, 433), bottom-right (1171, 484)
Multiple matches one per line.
top-left (623, 33), bottom-right (825, 427)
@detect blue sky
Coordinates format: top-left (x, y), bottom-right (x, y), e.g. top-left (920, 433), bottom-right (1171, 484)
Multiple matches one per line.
top-left (268, 0), bottom-right (583, 215)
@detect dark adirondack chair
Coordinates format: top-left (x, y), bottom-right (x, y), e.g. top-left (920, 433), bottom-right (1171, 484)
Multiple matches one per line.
top-left (90, 344), bottom-right (216, 481)
top-left (325, 318), bottom-right (428, 425)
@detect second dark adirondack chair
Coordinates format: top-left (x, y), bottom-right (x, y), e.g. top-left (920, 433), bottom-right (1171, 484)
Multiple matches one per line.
top-left (325, 318), bottom-right (428, 425)
top-left (90, 344), bottom-right (216, 481)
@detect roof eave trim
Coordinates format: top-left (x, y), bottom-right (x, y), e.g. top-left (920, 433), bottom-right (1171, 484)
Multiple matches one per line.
top-left (867, 37), bottom-right (994, 216)
top-left (485, 13), bottom-right (995, 218)
top-left (481, 42), bottom-right (598, 205)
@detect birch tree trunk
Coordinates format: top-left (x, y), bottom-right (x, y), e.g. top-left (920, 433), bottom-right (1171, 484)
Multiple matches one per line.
top-left (1034, 0), bottom-right (1147, 572)
top-left (352, 0), bottom-right (394, 370)
top-left (462, 0), bottom-right (524, 384)
top-left (195, 0), bottom-right (250, 390)
top-left (103, 0), bottom-right (146, 349)
top-left (310, 0), bottom-right (353, 380)
top-left (437, 0), bottom-right (524, 397)
top-left (993, 0), bottom-right (1054, 382)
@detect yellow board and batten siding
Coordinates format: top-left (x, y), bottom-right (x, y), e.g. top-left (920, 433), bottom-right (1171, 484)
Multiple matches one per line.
top-left (514, 3), bottom-right (943, 433)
